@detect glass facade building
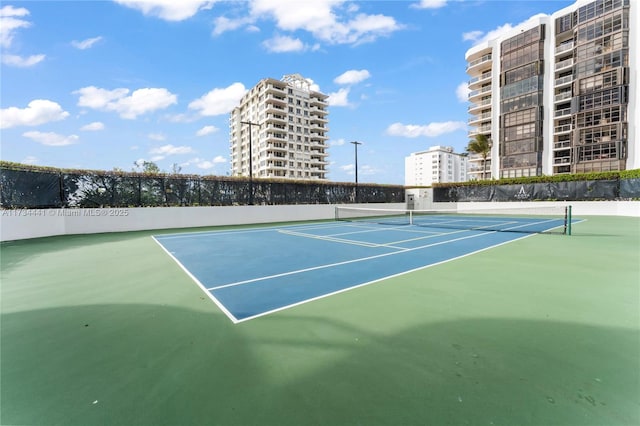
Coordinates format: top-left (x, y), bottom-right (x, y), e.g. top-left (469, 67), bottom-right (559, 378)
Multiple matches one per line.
top-left (465, 0), bottom-right (637, 179)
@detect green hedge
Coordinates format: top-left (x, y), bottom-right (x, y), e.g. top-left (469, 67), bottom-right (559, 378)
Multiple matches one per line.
top-left (432, 169), bottom-right (640, 188)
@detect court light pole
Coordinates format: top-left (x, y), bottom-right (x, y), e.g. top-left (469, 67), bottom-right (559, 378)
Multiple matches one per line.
top-left (241, 121), bottom-right (260, 205)
top-left (351, 141), bottom-right (362, 203)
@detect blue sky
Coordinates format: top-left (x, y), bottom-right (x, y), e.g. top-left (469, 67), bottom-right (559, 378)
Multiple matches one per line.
top-left (1, 0), bottom-right (572, 184)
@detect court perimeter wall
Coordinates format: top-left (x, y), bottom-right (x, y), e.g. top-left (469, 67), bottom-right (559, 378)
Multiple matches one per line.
top-left (1, 201), bottom-right (638, 242)
top-left (408, 188), bottom-right (640, 217)
top-left (0, 203), bottom-right (404, 242)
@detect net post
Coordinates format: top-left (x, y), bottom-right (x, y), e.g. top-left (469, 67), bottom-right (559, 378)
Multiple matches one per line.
top-left (567, 205), bottom-right (572, 236)
top-left (334, 206), bottom-right (338, 221)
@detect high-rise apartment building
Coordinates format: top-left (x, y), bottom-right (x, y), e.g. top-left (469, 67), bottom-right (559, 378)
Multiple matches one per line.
top-left (465, 0), bottom-right (637, 179)
top-left (405, 146), bottom-right (468, 186)
top-left (229, 74), bottom-right (329, 180)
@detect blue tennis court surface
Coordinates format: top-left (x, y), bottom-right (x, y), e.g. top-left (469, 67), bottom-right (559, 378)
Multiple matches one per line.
top-left (153, 218), bottom-right (566, 323)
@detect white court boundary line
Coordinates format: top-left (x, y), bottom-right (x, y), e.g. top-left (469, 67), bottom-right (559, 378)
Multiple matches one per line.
top-left (207, 228), bottom-right (511, 291)
top-left (233, 231), bottom-right (537, 323)
top-left (151, 236), bottom-right (240, 323)
top-left (153, 218), bottom-right (580, 324)
top-left (277, 228), bottom-right (408, 249)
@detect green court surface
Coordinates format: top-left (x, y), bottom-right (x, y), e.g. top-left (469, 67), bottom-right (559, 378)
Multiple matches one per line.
top-left (1, 215), bottom-right (639, 426)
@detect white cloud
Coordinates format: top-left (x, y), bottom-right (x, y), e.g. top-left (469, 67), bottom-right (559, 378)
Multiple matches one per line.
top-left (148, 133), bottom-right (166, 141)
top-left (456, 82), bottom-right (470, 103)
top-left (213, 16), bottom-right (254, 36)
top-left (245, 0), bottom-right (403, 46)
top-left (0, 5), bottom-right (45, 66)
top-left (359, 165), bottom-right (378, 176)
top-left (196, 125), bottom-right (218, 136)
top-left (0, 5), bottom-right (30, 48)
top-left (80, 121), bottom-right (105, 131)
top-left (75, 86), bottom-right (129, 109)
top-left (386, 121), bottom-right (467, 138)
top-left (0, 100), bottom-right (69, 129)
top-left (334, 69), bottom-right (370, 85)
top-left (165, 112), bottom-right (199, 123)
top-left (341, 164), bottom-right (355, 174)
top-left (149, 144), bottom-right (193, 155)
top-left (75, 86), bottom-right (177, 119)
top-left (22, 155), bottom-right (39, 164)
top-left (114, 0), bottom-right (216, 21)
top-left (412, 0), bottom-right (448, 9)
top-left (327, 88), bottom-right (350, 107)
top-left (195, 160), bottom-right (215, 169)
top-left (462, 30), bottom-right (483, 42)
top-left (465, 14), bottom-right (549, 46)
top-left (330, 138), bottom-right (346, 146)
top-left (71, 36), bottom-right (103, 50)
top-left (262, 35), bottom-right (306, 53)
top-left (213, 2), bottom-right (403, 47)
top-left (1, 53), bottom-right (45, 67)
top-left (195, 156), bottom-right (227, 169)
top-left (113, 88), bottom-right (178, 119)
top-left (23, 131), bottom-right (79, 146)
top-left (189, 83), bottom-right (247, 116)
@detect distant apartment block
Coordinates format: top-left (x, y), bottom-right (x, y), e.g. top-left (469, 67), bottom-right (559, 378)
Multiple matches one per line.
top-left (405, 146), bottom-right (468, 186)
top-left (465, 0), bottom-right (637, 179)
top-left (230, 74), bottom-right (329, 180)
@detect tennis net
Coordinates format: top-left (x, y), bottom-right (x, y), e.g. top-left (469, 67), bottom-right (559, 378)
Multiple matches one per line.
top-left (335, 205), bottom-right (573, 235)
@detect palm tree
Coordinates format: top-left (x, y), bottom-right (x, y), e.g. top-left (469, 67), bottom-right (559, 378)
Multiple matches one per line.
top-left (467, 134), bottom-right (492, 180)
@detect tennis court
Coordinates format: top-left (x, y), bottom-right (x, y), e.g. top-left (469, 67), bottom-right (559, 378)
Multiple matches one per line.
top-left (154, 207), bottom-right (575, 322)
top-left (2, 214), bottom-right (639, 426)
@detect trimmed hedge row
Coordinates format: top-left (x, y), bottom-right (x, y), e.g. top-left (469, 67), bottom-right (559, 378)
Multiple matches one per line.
top-left (0, 161), bottom-right (405, 208)
top-left (431, 169), bottom-right (640, 188)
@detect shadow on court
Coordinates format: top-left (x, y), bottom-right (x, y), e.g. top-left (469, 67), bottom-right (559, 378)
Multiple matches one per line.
top-left (2, 304), bottom-right (638, 426)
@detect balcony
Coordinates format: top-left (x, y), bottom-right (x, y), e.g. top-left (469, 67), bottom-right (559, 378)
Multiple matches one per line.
top-left (554, 123), bottom-right (572, 134)
top-left (555, 41), bottom-right (574, 55)
top-left (468, 98), bottom-right (492, 113)
top-left (264, 113), bottom-right (287, 124)
top-left (310, 97), bottom-right (328, 107)
top-left (555, 74), bottom-right (573, 87)
top-left (264, 84), bottom-right (286, 95)
top-left (468, 111), bottom-right (492, 126)
top-left (468, 85), bottom-right (492, 101)
top-left (264, 132), bottom-right (287, 141)
top-left (553, 155), bottom-right (571, 165)
top-left (468, 124), bottom-right (491, 137)
top-left (265, 94), bottom-right (287, 105)
top-left (466, 54), bottom-right (492, 72)
top-left (264, 103), bottom-right (285, 113)
top-left (468, 72), bottom-right (492, 89)
top-left (554, 140), bottom-right (572, 149)
top-left (555, 58), bottom-right (573, 71)
top-left (554, 91), bottom-right (572, 103)
top-left (266, 142), bottom-right (288, 152)
top-left (554, 107), bottom-right (572, 118)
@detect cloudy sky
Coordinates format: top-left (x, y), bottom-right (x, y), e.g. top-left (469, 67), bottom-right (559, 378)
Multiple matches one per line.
top-left (1, 0), bottom-right (571, 184)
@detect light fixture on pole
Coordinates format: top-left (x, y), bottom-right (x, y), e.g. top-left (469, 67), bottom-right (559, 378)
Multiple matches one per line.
top-left (350, 141), bottom-right (362, 202)
top-left (241, 120), bottom-right (260, 205)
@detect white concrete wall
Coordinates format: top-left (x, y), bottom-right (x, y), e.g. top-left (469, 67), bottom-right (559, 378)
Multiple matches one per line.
top-left (0, 203), bottom-right (406, 242)
top-left (404, 187), bottom-right (639, 216)
top-left (453, 201), bottom-right (640, 217)
top-left (2, 199), bottom-right (637, 242)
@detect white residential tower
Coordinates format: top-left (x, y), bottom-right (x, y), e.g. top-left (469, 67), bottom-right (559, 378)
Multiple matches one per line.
top-left (465, 0), bottom-right (637, 179)
top-left (405, 146), bottom-right (468, 186)
top-left (230, 74), bottom-right (329, 180)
